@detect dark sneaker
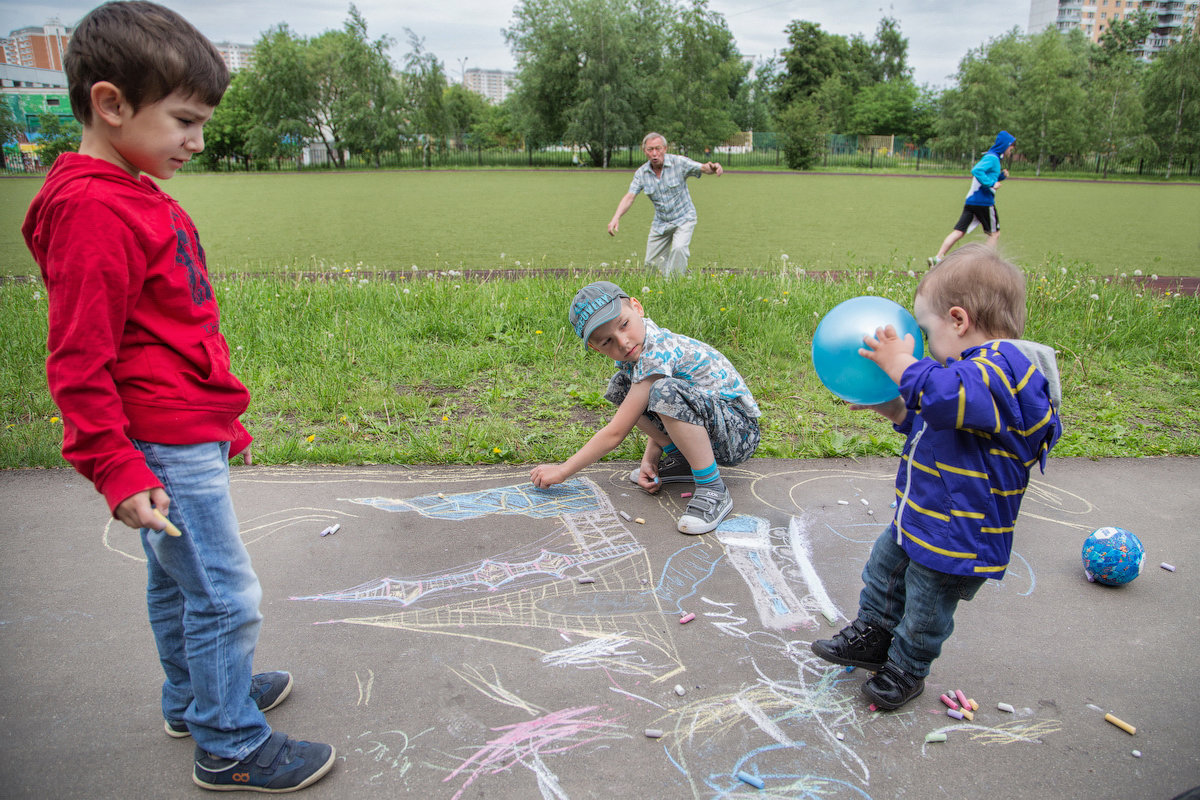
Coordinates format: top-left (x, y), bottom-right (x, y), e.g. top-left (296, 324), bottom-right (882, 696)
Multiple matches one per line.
top-left (862, 661), bottom-right (925, 710)
top-left (676, 486), bottom-right (733, 534)
top-left (811, 619), bottom-right (892, 671)
top-left (166, 671), bottom-right (294, 739)
top-left (628, 452), bottom-right (693, 487)
top-left (193, 731), bottom-right (335, 793)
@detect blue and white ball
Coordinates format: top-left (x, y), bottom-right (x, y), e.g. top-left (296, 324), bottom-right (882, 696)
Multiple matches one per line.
top-left (1082, 527), bottom-right (1145, 586)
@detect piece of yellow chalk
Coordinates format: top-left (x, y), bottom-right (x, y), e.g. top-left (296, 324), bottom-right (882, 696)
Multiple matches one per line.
top-left (968, 698), bottom-right (979, 712)
top-left (961, 708), bottom-right (974, 721)
top-left (634, 517), bottom-right (646, 524)
top-left (1105, 713), bottom-right (1136, 735)
top-left (153, 509), bottom-right (182, 537)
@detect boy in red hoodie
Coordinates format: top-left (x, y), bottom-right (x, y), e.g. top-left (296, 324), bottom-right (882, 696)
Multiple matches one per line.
top-left (22, 2), bottom-right (334, 792)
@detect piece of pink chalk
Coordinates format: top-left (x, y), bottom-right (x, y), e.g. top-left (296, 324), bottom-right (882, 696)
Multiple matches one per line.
top-left (947, 708), bottom-right (964, 720)
top-left (955, 690), bottom-right (969, 709)
top-left (679, 613), bottom-right (696, 624)
top-left (869, 704), bottom-right (879, 712)
top-left (940, 694), bottom-right (960, 711)
top-left (681, 491), bottom-right (693, 498)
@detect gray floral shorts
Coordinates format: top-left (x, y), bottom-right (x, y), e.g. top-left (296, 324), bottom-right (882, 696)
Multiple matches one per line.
top-left (605, 373), bottom-right (760, 466)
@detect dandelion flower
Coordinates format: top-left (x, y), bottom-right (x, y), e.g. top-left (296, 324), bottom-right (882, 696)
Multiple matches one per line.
top-left (1090, 294), bottom-right (1100, 300)
top-left (642, 286), bottom-right (651, 293)
top-left (339, 415), bottom-right (348, 423)
top-left (50, 416), bottom-right (60, 424)
top-left (493, 447), bottom-right (502, 454)
top-left (781, 254), bottom-right (789, 261)
top-left (1133, 269), bottom-right (1142, 276)
top-left (535, 330), bottom-right (543, 335)
top-left (305, 434), bottom-right (315, 443)
top-left (442, 415), bottom-right (449, 422)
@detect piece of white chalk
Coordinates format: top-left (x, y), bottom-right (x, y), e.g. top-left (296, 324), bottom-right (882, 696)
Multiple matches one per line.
top-left (1160, 562), bottom-right (1176, 572)
top-left (674, 684), bottom-right (686, 696)
top-left (837, 500), bottom-right (850, 505)
top-left (578, 576), bottom-right (595, 584)
top-left (860, 498), bottom-right (869, 506)
top-left (997, 702), bottom-right (1015, 713)
top-left (644, 728), bottom-right (664, 738)
top-left (679, 613), bottom-right (696, 624)
top-left (437, 493), bottom-right (445, 498)
top-left (1132, 750), bottom-right (1142, 758)
top-left (319, 523), bottom-right (341, 537)
top-left (836, 732), bottom-right (845, 741)
top-left (619, 510), bottom-right (632, 521)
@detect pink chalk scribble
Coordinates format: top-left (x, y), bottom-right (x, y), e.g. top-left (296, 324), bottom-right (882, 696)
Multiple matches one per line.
top-left (445, 705), bottom-right (626, 799)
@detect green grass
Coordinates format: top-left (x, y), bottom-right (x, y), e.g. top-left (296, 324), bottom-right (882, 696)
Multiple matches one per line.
top-left (2, 170), bottom-right (1198, 277)
top-left (3, 262), bottom-right (1198, 469)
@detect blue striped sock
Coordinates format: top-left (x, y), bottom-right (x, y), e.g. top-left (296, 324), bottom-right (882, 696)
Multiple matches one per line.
top-left (662, 443), bottom-right (680, 457)
top-left (692, 461), bottom-right (726, 493)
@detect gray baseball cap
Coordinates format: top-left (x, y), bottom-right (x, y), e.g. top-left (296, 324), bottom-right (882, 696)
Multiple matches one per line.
top-left (569, 281), bottom-right (629, 347)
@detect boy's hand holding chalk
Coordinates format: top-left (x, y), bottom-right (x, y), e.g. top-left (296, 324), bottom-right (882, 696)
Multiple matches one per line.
top-left (153, 509), bottom-right (182, 537)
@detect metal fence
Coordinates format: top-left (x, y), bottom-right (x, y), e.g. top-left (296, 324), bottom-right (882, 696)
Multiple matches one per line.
top-left (5, 136), bottom-right (1195, 179)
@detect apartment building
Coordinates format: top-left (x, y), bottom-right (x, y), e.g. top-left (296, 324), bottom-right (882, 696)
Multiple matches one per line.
top-left (2, 20), bottom-right (72, 71)
top-left (1028, 0), bottom-right (1199, 57)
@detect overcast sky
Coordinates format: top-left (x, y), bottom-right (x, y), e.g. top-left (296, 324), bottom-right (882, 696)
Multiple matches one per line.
top-left (1, 1), bottom-right (1032, 89)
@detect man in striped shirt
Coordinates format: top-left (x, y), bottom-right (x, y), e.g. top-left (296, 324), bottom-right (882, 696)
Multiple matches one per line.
top-left (607, 132), bottom-right (723, 277)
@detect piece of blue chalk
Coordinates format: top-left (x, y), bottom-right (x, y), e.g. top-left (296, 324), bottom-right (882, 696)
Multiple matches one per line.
top-left (845, 665), bottom-right (855, 672)
top-left (736, 771), bottom-right (765, 789)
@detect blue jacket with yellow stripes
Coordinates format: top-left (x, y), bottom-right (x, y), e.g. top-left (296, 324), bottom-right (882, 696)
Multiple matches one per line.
top-left (890, 339), bottom-right (1062, 579)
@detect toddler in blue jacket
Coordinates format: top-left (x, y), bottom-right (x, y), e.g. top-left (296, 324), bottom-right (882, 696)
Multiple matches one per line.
top-left (812, 243), bottom-right (1062, 710)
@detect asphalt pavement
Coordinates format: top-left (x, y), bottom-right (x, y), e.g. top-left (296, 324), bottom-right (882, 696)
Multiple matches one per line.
top-left (1, 457), bottom-right (1197, 799)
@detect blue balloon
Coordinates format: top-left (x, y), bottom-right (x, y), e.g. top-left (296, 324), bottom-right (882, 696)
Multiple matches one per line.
top-left (812, 296), bottom-right (925, 405)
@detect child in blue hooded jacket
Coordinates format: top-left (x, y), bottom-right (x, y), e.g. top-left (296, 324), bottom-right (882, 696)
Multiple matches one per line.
top-left (812, 243), bottom-right (1062, 710)
top-left (928, 131), bottom-right (1016, 267)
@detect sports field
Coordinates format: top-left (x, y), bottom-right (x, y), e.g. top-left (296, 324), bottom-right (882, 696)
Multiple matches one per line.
top-left (2, 170), bottom-right (1197, 277)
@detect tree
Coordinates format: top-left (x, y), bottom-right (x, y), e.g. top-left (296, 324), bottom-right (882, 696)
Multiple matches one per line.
top-left (1017, 28), bottom-right (1090, 175)
top-left (506, 0), bottom-right (666, 167)
top-left (652, 0), bottom-right (745, 154)
top-left (245, 24), bottom-right (320, 166)
top-left (872, 17), bottom-right (911, 82)
top-left (34, 113), bottom-right (81, 166)
top-left (775, 99), bottom-right (823, 169)
top-left (1144, 31), bottom-right (1200, 179)
top-left (200, 70), bottom-right (254, 169)
top-left (402, 29), bottom-right (449, 168)
top-left (469, 97), bottom-right (522, 148)
top-left (0, 101), bottom-right (22, 170)
top-left (338, 6), bottom-right (405, 167)
top-left (1088, 11), bottom-right (1156, 176)
top-left (937, 30), bottom-right (1025, 160)
top-left (846, 81), bottom-right (919, 135)
top-left (443, 84), bottom-right (488, 149)
top-left (731, 57), bottom-right (776, 132)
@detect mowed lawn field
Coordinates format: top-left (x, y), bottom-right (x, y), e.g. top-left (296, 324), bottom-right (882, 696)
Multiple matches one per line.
top-left (2, 169), bottom-right (1198, 277)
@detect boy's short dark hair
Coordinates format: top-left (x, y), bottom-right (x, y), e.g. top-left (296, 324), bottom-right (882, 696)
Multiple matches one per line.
top-left (65, 1), bottom-right (229, 125)
top-left (917, 243), bottom-right (1027, 339)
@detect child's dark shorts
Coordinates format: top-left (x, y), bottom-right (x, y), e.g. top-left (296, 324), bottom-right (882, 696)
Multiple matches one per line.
top-left (954, 203), bottom-right (999, 233)
top-left (605, 372), bottom-right (760, 466)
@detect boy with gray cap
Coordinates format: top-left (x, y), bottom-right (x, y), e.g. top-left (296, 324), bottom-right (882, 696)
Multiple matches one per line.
top-left (530, 281), bottom-right (760, 533)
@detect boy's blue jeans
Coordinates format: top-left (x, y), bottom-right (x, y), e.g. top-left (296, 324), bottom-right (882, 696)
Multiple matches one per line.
top-left (857, 526), bottom-right (986, 678)
top-left (135, 440), bottom-right (270, 761)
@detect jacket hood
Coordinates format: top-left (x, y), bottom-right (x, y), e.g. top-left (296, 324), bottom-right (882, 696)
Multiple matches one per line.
top-left (998, 339), bottom-right (1062, 409)
top-left (988, 130), bottom-right (1015, 157)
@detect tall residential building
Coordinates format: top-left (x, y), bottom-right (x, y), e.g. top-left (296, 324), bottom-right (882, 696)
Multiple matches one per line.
top-left (2, 20), bottom-right (72, 70)
top-left (214, 41), bottom-right (255, 73)
top-left (1028, 0), bottom-right (1199, 57)
top-left (463, 68), bottom-right (516, 104)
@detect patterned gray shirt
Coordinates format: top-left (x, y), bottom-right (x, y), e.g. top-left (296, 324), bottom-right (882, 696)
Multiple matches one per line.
top-left (628, 154), bottom-right (703, 234)
top-left (617, 319), bottom-right (761, 418)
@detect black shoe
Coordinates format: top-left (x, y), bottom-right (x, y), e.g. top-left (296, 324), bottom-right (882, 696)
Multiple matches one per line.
top-left (811, 619), bottom-right (892, 671)
top-left (862, 661), bottom-right (925, 710)
top-left (629, 452), bottom-right (693, 486)
top-left (193, 731), bottom-right (335, 792)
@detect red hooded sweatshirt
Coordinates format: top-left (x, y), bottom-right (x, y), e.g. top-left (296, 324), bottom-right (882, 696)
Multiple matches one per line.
top-left (22, 153), bottom-right (252, 514)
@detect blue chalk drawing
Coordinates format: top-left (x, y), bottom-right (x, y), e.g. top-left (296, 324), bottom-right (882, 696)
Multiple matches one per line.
top-left (350, 478), bottom-right (598, 521)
